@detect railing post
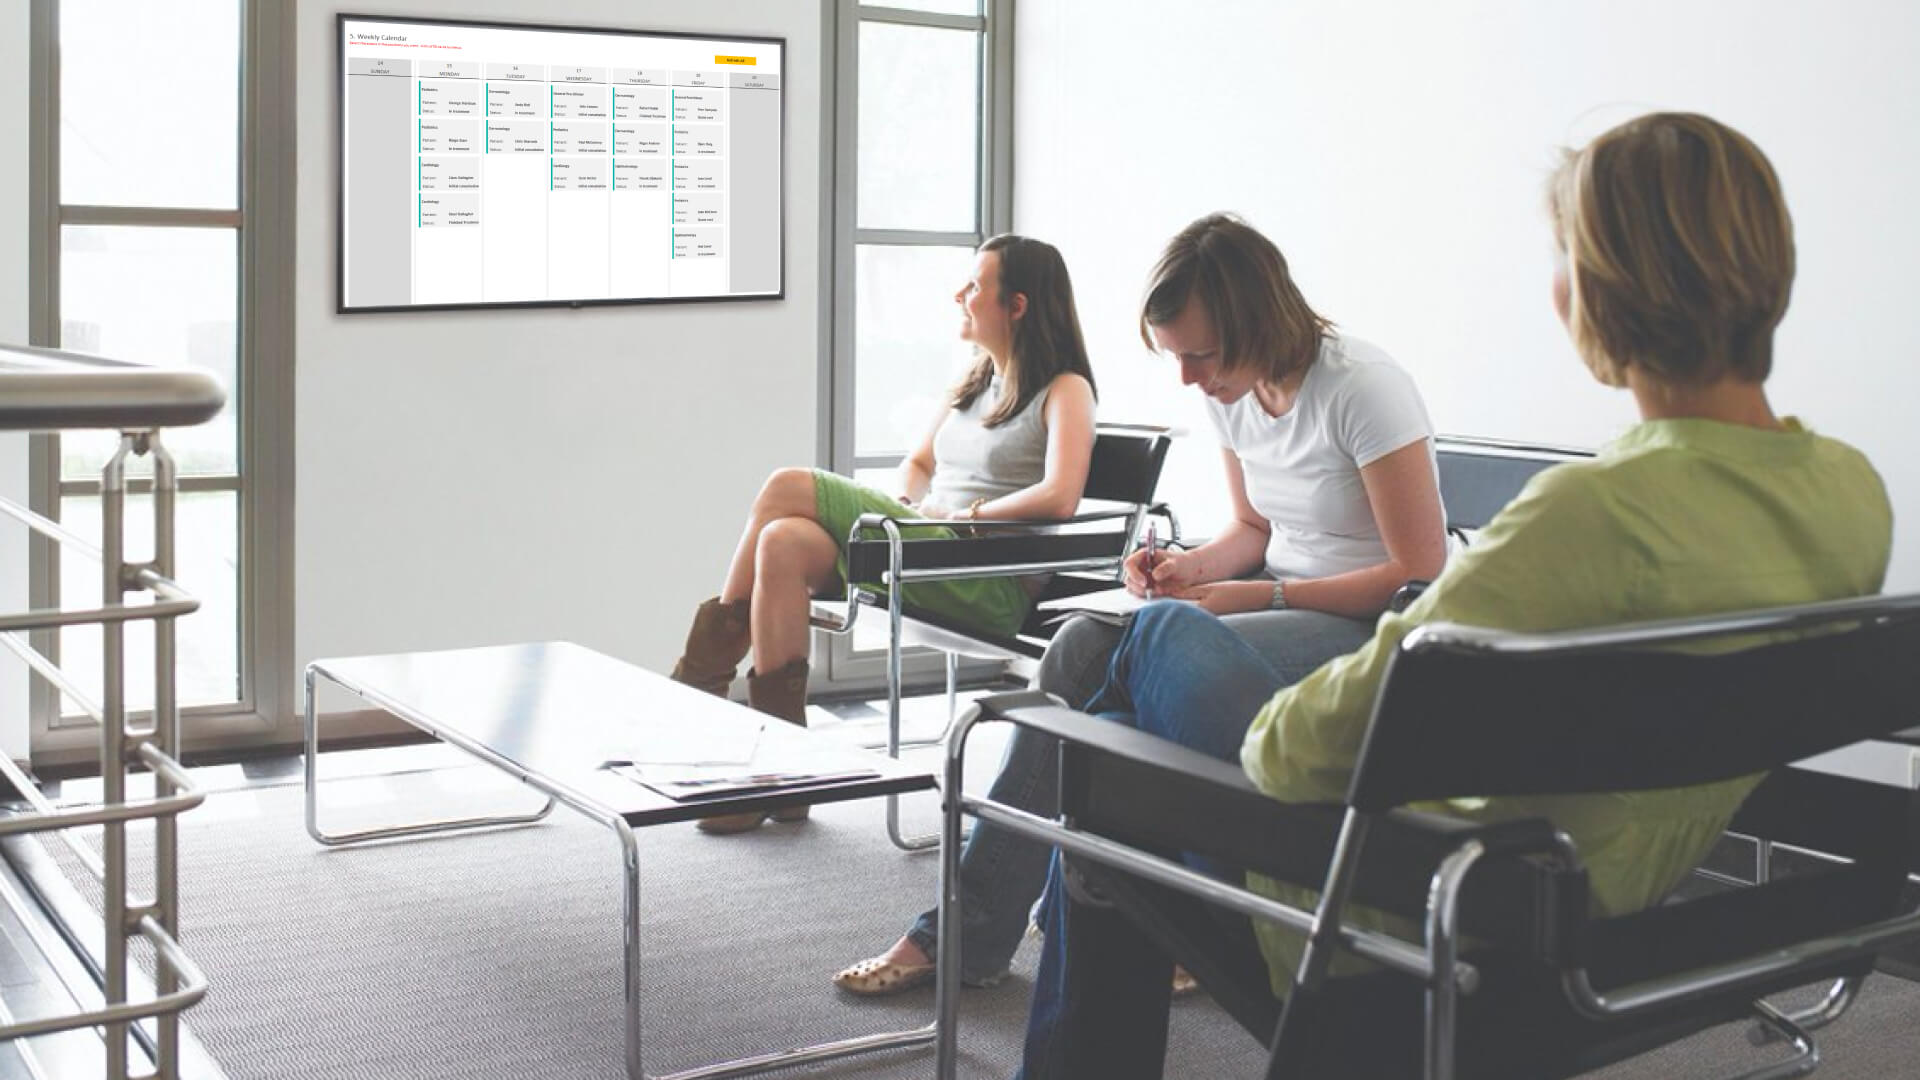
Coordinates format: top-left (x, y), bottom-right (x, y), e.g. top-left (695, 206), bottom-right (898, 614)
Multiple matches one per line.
top-left (151, 432), bottom-right (182, 1079)
top-left (0, 347), bottom-right (224, 1077)
top-left (101, 434), bottom-right (131, 1078)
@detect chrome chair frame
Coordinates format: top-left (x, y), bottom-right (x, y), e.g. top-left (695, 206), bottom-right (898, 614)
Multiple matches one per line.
top-left (0, 344), bottom-right (224, 1079)
top-left (812, 423), bottom-right (1175, 850)
top-left (936, 593), bottom-right (1920, 1080)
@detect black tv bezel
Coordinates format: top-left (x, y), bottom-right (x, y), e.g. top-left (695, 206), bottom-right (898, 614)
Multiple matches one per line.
top-left (335, 11), bottom-right (787, 315)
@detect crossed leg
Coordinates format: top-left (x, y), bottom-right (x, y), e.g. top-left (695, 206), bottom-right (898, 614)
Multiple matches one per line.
top-left (717, 467), bottom-right (841, 673)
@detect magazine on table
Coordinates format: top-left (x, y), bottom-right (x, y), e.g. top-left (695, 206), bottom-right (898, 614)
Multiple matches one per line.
top-left (603, 721), bottom-right (877, 801)
top-left (609, 762), bottom-right (882, 801)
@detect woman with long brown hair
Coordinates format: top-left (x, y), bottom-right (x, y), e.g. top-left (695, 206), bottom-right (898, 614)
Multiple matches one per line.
top-left (668, 234), bottom-right (1098, 833)
top-left (835, 213), bottom-right (1448, 994)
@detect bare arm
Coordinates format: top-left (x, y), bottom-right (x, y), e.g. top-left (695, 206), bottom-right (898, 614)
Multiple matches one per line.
top-left (1125, 448), bottom-right (1269, 594)
top-left (1284, 439), bottom-right (1448, 614)
top-left (971, 373), bottom-right (1097, 519)
top-left (1177, 439), bottom-right (1448, 617)
top-left (893, 405), bottom-right (945, 506)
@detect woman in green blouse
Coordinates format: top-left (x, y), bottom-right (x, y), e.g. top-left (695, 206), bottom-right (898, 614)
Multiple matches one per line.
top-left (1015, 111), bottom-right (1894, 1080)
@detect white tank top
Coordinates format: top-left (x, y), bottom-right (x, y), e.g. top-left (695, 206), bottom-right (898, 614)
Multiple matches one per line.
top-left (925, 374), bottom-right (1053, 512)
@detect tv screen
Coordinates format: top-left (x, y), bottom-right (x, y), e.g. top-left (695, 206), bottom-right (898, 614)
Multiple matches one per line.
top-left (338, 13), bottom-right (784, 313)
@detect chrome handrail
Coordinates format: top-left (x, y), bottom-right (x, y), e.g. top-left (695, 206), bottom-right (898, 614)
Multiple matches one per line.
top-left (0, 345), bottom-right (224, 431)
top-left (0, 342), bottom-right (223, 1079)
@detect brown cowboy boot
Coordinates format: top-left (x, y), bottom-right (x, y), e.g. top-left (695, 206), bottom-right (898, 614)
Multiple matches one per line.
top-left (746, 658), bottom-right (811, 729)
top-left (750, 659), bottom-right (813, 823)
top-left (696, 658), bottom-right (812, 834)
top-left (669, 596), bottom-right (750, 698)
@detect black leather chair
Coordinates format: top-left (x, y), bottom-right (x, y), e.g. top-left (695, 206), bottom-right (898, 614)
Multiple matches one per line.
top-left (1385, 436), bottom-right (1593, 613)
top-left (1432, 434), bottom-right (1589, 539)
top-left (810, 423), bottom-right (1175, 850)
top-left (938, 594), bottom-right (1920, 1079)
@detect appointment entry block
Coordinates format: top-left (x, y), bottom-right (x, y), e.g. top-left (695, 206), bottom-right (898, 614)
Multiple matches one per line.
top-left (340, 15), bottom-right (784, 311)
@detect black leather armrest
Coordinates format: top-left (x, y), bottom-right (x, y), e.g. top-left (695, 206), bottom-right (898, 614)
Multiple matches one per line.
top-left (971, 692), bottom-right (1587, 962)
top-left (844, 525), bottom-right (1131, 581)
top-left (851, 507), bottom-right (1140, 532)
top-left (972, 693), bottom-right (1261, 800)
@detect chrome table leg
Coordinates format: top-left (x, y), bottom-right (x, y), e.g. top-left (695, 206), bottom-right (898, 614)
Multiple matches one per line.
top-left (303, 665), bottom-right (556, 846)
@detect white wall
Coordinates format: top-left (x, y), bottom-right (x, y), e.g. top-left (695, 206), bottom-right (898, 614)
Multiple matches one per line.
top-left (1017, 1), bottom-right (1920, 589)
top-left (0, 3), bottom-right (31, 757)
top-left (294, 2), bottom-right (820, 690)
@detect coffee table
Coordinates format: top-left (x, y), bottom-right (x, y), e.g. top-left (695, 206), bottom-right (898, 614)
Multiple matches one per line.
top-left (302, 641), bottom-right (939, 1080)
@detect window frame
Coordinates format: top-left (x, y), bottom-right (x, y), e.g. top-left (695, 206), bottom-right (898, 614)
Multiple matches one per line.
top-left (819, 0), bottom-right (1014, 691)
top-left (25, 0), bottom-right (296, 767)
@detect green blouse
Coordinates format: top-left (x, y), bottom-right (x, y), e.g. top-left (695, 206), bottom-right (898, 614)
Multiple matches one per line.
top-left (1240, 417), bottom-right (1893, 990)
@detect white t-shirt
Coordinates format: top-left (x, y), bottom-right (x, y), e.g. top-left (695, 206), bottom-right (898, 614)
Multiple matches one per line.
top-left (1203, 333), bottom-right (1436, 581)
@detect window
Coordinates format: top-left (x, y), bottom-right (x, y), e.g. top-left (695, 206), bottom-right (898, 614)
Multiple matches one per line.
top-left (29, 0), bottom-right (293, 764)
top-left (822, 0), bottom-right (1012, 688)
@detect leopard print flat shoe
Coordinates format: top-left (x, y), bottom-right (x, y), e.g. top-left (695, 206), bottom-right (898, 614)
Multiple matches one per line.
top-left (832, 954), bottom-right (937, 996)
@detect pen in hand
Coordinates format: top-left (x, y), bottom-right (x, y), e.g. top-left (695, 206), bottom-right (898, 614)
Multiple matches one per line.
top-left (1143, 521), bottom-right (1157, 599)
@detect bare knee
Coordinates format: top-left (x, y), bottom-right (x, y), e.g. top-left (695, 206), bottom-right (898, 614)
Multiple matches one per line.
top-left (755, 516), bottom-right (837, 587)
top-left (753, 467), bottom-right (818, 522)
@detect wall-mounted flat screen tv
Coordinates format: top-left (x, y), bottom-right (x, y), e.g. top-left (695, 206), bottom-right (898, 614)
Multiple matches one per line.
top-left (338, 13), bottom-right (784, 313)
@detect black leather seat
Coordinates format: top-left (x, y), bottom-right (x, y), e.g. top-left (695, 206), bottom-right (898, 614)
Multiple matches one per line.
top-left (943, 594), bottom-right (1920, 1079)
top-left (811, 423), bottom-right (1175, 849)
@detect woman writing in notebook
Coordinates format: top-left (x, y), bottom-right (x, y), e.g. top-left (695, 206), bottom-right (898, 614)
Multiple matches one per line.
top-left (667, 234), bottom-right (1098, 834)
top-left (1017, 110), bottom-right (1890, 1080)
top-left (835, 213), bottom-right (1448, 994)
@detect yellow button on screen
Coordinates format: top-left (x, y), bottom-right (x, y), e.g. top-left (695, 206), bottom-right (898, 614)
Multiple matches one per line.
top-left (714, 55), bottom-right (756, 66)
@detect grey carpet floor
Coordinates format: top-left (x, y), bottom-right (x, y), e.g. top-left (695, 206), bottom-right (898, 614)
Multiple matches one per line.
top-left (58, 764), bottom-right (1920, 1079)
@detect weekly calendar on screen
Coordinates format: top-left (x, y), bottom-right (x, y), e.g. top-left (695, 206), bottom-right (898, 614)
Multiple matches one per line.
top-left (338, 14), bottom-right (784, 312)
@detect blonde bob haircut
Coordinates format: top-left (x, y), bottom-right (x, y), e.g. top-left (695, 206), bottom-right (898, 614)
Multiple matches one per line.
top-left (1548, 112), bottom-right (1795, 387)
top-left (1138, 212), bottom-right (1332, 385)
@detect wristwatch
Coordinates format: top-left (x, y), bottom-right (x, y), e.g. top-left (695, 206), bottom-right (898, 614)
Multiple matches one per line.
top-left (1270, 580), bottom-right (1290, 610)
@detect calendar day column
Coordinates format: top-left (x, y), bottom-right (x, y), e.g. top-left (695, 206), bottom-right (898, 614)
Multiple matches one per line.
top-left (480, 61), bottom-right (550, 302)
top-left (343, 57), bottom-right (413, 309)
top-left (728, 72), bottom-right (781, 296)
top-left (610, 67), bottom-right (672, 298)
top-left (668, 69), bottom-right (727, 297)
top-left (548, 65), bottom-right (613, 299)
top-left (414, 59), bottom-right (484, 305)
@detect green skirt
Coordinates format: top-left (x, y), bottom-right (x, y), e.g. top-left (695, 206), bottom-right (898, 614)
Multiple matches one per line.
top-left (812, 470), bottom-right (1032, 637)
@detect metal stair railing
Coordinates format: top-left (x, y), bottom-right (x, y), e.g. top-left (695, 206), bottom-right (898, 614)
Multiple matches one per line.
top-left (0, 343), bottom-right (225, 1079)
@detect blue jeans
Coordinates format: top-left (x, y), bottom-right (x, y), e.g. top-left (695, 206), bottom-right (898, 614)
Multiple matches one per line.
top-left (1015, 601), bottom-right (1311, 1080)
top-left (903, 605), bottom-right (1372, 983)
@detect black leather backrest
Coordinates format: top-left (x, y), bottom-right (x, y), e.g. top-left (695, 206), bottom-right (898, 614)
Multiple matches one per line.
top-left (1084, 428), bottom-right (1174, 505)
top-left (1348, 600), bottom-right (1920, 813)
top-left (1436, 442), bottom-right (1589, 531)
